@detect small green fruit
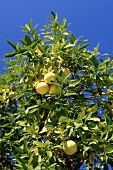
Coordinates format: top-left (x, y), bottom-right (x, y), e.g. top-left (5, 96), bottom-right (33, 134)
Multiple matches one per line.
top-left (62, 68), bottom-right (70, 77)
top-left (62, 140), bottom-right (77, 155)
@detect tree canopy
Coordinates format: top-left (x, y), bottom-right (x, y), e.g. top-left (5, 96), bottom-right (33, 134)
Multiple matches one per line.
top-left (0, 12), bottom-right (113, 170)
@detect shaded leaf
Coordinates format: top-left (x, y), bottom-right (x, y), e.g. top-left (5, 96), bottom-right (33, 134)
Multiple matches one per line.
top-left (25, 35), bottom-right (32, 45)
top-left (15, 147), bottom-right (24, 154)
top-left (7, 40), bottom-right (16, 50)
top-left (79, 44), bottom-right (89, 52)
top-left (109, 73), bottom-right (113, 82)
top-left (104, 145), bottom-right (113, 153)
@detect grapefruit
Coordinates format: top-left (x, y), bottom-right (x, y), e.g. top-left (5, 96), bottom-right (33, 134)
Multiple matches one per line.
top-left (63, 140), bottom-right (77, 155)
top-left (35, 82), bottom-right (49, 95)
top-left (44, 72), bottom-right (56, 84)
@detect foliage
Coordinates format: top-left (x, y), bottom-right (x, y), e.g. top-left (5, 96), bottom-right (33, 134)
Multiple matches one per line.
top-left (0, 12), bottom-right (113, 170)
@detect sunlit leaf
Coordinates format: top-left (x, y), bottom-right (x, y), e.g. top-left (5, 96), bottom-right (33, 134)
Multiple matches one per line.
top-left (64, 44), bottom-right (75, 48)
top-left (59, 116), bottom-right (72, 124)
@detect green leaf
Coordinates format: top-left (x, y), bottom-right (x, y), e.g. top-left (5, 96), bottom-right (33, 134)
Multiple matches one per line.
top-left (32, 155), bottom-right (39, 168)
top-left (91, 55), bottom-right (98, 68)
top-left (88, 117), bottom-right (100, 122)
top-left (78, 44), bottom-right (89, 52)
top-left (15, 155), bottom-right (27, 164)
top-left (5, 48), bottom-right (27, 58)
top-left (83, 145), bottom-right (89, 151)
top-left (98, 62), bottom-right (106, 71)
top-left (25, 35), bottom-right (32, 45)
top-left (29, 107), bottom-right (38, 114)
top-left (59, 116), bottom-right (72, 124)
top-left (20, 39), bottom-right (28, 45)
top-left (88, 122), bottom-right (98, 130)
top-left (51, 11), bottom-right (56, 19)
top-left (24, 139), bottom-right (28, 153)
top-left (74, 119), bottom-right (83, 127)
top-left (38, 44), bottom-right (44, 53)
top-left (28, 18), bottom-right (32, 29)
top-left (34, 141), bottom-right (46, 148)
top-left (5, 51), bottom-right (18, 58)
top-left (35, 166), bottom-right (41, 170)
top-left (85, 105), bottom-right (97, 121)
top-left (16, 42), bottom-right (21, 51)
top-left (64, 92), bottom-right (77, 97)
top-left (41, 31), bottom-right (51, 35)
top-left (48, 163), bottom-right (57, 168)
top-left (21, 163), bottom-right (29, 170)
top-left (44, 35), bottom-right (53, 41)
top-left (25, 105), bottom-right (38, 114)
top-left (64, 44), bottom-right (75, 49)
top-left (70, 34), bottom-right (76, 44)
top-left (69, 80), bottom-right (80, 87)
top-left (62, 18), bottom-right (66, 26)
top-left (104, 145), bottom-right (113, 153)
top-left (90, 144), bottom-right (101, 152)
top-left (47, 151), bottom-right (52, 158)
top-left (20, 25), bottom-right (30, 34)
top-left (63, 32), bottom-right (69, 36)
top-left (109, 73), bottom-right (113, 82)
top-left (15, 147), bottom-right (24, 154)
top-left (5, 129), bottom-right (14, 137)
top-left (7, 40), bottom-right (16, 50)
top-left (31, 39), bottom-right (39, 49)
top-left (31, 24), bottom-right (38, 36)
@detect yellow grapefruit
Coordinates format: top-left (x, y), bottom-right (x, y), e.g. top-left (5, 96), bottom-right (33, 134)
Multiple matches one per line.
top-left (35, 82), bottom-right (49, 95)
top-left (44, 72), bottom-right (56, 84)
top-left (63, 140), bottom-right (77, 155)
top-left (62, 68), bottom-right (70, 77)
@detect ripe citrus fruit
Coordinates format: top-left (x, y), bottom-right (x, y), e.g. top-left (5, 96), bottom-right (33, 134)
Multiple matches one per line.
top-left (35, 82), bottom-right (49, 95)
top-left (44, 72), bottom-right (56, 84)
top-left (63, 140), bottom-right (77, 155)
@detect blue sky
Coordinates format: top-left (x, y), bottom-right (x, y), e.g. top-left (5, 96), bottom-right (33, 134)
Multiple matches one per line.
top-left (0, 0), bottom-right (113, 73)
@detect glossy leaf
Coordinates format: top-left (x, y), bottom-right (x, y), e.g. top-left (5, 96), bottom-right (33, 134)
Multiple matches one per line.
top-left (7, 40), bottom-right (16, 50)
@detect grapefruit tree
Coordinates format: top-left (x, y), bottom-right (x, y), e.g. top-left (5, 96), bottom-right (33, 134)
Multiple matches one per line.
top-left (0, 12), bottom-right (113, 170)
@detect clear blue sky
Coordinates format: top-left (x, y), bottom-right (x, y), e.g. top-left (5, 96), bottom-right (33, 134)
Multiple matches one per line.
top-left (0, 0), bottom-right (113, 73)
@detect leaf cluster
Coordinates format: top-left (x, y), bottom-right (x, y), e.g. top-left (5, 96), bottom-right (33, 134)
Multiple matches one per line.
top-left (0, 12), bottom-right (113, 170)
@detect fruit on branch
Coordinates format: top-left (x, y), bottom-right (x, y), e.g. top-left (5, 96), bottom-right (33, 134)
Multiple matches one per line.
top-left (35, 82), bottom-right (49, 95)
top-left (62, 140), bottom-right (77, 155)
top-left (44, 72), bottom-right (56, 84)
top-left (62, 68), bottom-right (70, 77)
top-left (8, 91), bottom-right (15, 99)
top-left (49, 84), bottom-right (60, 94)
